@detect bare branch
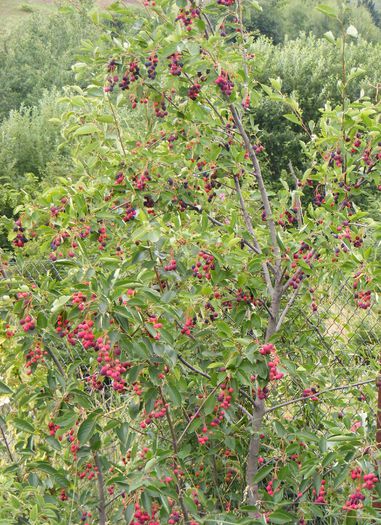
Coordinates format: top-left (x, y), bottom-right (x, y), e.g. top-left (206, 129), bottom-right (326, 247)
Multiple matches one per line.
top-left (266, 378), bottom-right (375, 414)
top-left (289, 161), bottom-right (303, 228)
top-left (94, 453), bottom-right (107, 525)
top-left (178, 384), bottom-right (221, 445)
top-left (0, 425), bottom-right (14, 463)
top-left (233, 175), bottom-right (273, 292)
top-left (159, 388), bottom-right (190, 524)
top-left (275, 287), bottom-right (300, 332)
top-left (230, 104), bottom-right (281, 273)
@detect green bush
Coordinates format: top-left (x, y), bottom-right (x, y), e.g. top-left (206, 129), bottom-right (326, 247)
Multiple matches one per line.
top-left (0, 9), bottom-right (96, 120)
top-left (0, 90), bottom-right (72, 224)
top-left (248, 0), bottom-right (381, 43)
top-left (250, 36), bottom-right (381, 177)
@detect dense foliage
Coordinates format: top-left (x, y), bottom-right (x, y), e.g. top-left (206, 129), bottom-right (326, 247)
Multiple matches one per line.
top-left (0, 5), bottom-right (96, 120)
top-left (0, 1), bottom-right (380, 525)
top-left (248, 0), bottom-right (381, 43)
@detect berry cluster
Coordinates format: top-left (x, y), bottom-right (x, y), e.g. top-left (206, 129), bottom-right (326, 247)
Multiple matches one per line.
top-left (119, 61), bottom-right (140, 90)
top-left (48, 421), bottom-right (60, 437)
top-left (107, 59), bottom-right (117, 72)
top-left (236, 289), bottom-right (254, 305)
top-left (168, 511), bottom-right (182, 524)
top-left (257, 386), bottom-right (269, 400)
top-left (78, 463), bottom-right (98, 480)
top-left (266, 480), bottom-right (275, 496)
top-left (326, 149), bottom-right (343, 168)
top-left (363, 472), bottom-right (378, 490)
top-left (217, 384), bottom-right (234, 410)
top-left (314, 480), bottom-right (327, 504)
top-left (192, 251), bottom-right (215, 280)
top-left (143, 196), bottom-right (155, 214)
top-left (145, 53), bottom-right (159, 79)
top-left (5, 324), bottom-right (15, 338)
top-left (242, 95), bottom-right (250, 109)
top-left (59, 489), bottom-right (68, 501)
top-left (147, 315), bottom-right (162, 340)
top-left (50, 199), bottom-right (67, 217)
top-left (134, 170), bottom-right (151, 190)
top-left (85, 373), bottom-right (104, 391)
top-left (132, 382), bottom-right (143, 397)
top-left (104, 75), bottom-right (119, 93)
top-left (205, 301), bottom-right (218, 322)
top-left (253, 143), bottom-right (265, 154)
top-left (355, 290), bottom-right (371, 309)
top-left (351, 467), bottom-right (362, 480)
top-left (164, 259), bottom-right (177, 271)
top-left (140, 399), bottom-right (168, 429)
top-left (13, 219), bottom-right (28, 248)
top-left (131, 503), bottom-right (160, 525)
top-left (268, 356), bottom-right (284, 381)
top-left (122, 203), bottom-right (137, 222)
top-left (175, 7), bottom-right (200, 30)
top-left (72, 320), bottom-right (96, 349)
top-left (25, 343), bottom-right (47, 374)
top-left (278, 209), bottom-right (298, 228)
top-left (80, 511), bottom-right (92, 524)
top-left (72, 291), bottom-right (87, 309)
top-left (259, 343), bottom-right (274, 355)
top-left (16, 292), bottom-right (28, 300)
top-left (56, 314), bottom-right (71, 338)
top-left (180, 317), bottom-right (196, 336)
top-left (20, 314), bottom-right (36, 332)
top-left (188, 83), bottom-right (201, 100)
top-left (215, 70), bottom-right (234, 96)
top-left (169, 53), bottom-right (182, 76)
top-left (154, 101), bottom-right (168, 118)
top-left (343, 489), bottom-right (365, 510)
top-left (98, 226), bottom-right (107, 250)
top-left (217, 0), bottom-right (235, 5)
top-left (302, 387), bottom-right (319, 401)
top-left (99, 353), bottom-right (129, 392)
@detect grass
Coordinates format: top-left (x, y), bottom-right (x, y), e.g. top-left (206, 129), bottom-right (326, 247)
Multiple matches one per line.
top-left (0, 0), bottom-right (116, 34)
top-left (0, 0), bottom-right (55, 32)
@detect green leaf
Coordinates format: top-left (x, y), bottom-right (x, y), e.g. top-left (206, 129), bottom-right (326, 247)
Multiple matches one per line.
top-left (0, 380), bottom-right (13, 395)
top-left (166, 379), bottom-right (182, 407)
top-left (77, 411), bottom-right (101, 444)
top-left (51, 295), bottom-right (71, 313)
top-left (72, 123), bottom-right (100, 137)
top-left (253, 464), bottom-right (273, 483)
top-left (250, 0), bottom-right (262, 11)
top-left (13, 418), bottom-right (34, 433)
top-left (203, 393), bottom-right (217, 416)
top-left (269, 510), bottom-right (297, 524)
top-left (323, 31), bottom-right (336, 44)
top-left (316, 4), bottom-right (338, 18)
top-left (283, 113), bottom-right (302, 126)
top-left (31, 461), bottom-right (69, 487)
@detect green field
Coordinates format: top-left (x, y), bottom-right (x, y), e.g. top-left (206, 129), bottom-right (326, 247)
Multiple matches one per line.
top-left (0, 0), bottom-right (113, 33)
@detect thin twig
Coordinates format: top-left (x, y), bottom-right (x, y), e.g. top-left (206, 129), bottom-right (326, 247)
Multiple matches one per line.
top-left (159, 387), bottom-right (190, 524)
top-left (0, 425), bottom-right (14, 463)
top-left (230, 103), bottom-right (281, 273)
top-left (266, 378), bottom-right (375, 414)
top-left (108, 99), bottom-right (127, 157)
top-left (177, 384), bottom-right (220, 445)
top-left (233, 175), bottom-right (273, 292)
top-left (94, 453), bottom-right (107, 525)
top-left (288, 161), bottom-right (303, 228)
top-left (275, 287), bottom-right (300, 332)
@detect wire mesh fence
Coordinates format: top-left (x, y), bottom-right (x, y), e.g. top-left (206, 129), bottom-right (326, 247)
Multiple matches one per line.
top-left (1, 251), bottom-right (381, 523)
